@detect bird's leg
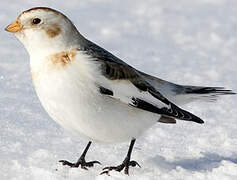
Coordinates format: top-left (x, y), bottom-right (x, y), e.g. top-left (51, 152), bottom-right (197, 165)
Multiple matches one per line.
top-left (101, 138), bottom-right (141, 175)
top-left (59, 141), bottom-right (101, 170)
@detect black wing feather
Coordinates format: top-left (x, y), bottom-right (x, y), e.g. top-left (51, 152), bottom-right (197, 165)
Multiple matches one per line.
top-left (99, 86), bottom-right (114, 96)
top-left (131, 98), bottom-right (204, 124)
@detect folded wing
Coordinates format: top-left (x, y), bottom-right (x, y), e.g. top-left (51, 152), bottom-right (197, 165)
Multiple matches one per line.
top-left (79, 40), bottom-right (206, 124)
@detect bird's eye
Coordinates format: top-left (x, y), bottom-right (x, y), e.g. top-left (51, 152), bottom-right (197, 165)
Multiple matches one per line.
top-left (32, 18), bottom-right (41, 24)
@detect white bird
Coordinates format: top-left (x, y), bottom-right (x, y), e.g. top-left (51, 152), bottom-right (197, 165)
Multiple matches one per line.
top-left (5, 7), bottom-right (235, 175)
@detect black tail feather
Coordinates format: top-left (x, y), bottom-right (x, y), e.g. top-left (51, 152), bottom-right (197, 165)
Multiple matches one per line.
top-left (185, 86), bottom-right (236, 95)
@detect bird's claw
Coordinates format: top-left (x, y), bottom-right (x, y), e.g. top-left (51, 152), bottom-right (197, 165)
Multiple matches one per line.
top-left (101, 160), bottom-right (140, 175)
top-left (84, 160), bottom-right (101, 167)
top-left (129, 160), bottom-right (141, 167)
top-left (59, 159), bottom-right (101, 170)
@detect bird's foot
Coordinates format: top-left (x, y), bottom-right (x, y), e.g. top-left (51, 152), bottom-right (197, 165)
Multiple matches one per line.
top-left (101, 157), bottom-right (140, 175)
top-left (59, 158), bottom-right (101, 170)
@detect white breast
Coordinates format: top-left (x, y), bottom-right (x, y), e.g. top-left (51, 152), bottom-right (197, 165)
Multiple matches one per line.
top-left (30, 51), bottom-right (159, 143)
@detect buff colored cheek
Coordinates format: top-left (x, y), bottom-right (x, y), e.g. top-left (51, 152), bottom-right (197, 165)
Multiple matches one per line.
top-left (45, 24), bottom-right (61, 38)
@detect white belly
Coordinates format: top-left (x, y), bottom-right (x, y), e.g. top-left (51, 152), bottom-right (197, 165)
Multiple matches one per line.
top-left (30, 55), bottom-right (159, 143)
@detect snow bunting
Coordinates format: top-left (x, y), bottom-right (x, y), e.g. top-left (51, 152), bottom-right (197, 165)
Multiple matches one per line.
top-left (5, 7), bottom-right (235, 175)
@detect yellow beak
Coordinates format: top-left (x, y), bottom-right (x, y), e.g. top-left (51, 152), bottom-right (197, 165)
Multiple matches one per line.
top-left (5, 20), bottom-right (23, 33)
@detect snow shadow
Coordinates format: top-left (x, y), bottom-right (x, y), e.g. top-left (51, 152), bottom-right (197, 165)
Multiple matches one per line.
top-left (151, 152), bottom-right (237, 171)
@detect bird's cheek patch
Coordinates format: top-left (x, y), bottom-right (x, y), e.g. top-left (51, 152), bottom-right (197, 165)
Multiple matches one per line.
top-left (48, 50), bottom-right (77, 68)
top-left (45, 24), bottom-right (61, 38)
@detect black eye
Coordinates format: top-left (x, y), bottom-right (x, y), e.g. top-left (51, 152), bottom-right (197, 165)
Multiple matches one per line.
top-left (32, 18), bottom-right (41, 24)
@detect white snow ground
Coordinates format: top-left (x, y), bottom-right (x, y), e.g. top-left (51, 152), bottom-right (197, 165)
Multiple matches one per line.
top-left (1, 0), bottom-right (237, 179)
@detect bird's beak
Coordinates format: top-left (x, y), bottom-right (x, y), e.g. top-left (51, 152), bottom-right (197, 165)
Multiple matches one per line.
top-left (5, 20), bottom-right (23, 33)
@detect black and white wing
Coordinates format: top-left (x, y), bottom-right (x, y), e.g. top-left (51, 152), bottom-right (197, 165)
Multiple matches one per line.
top-left (79, 40), bottom-right (204, 124)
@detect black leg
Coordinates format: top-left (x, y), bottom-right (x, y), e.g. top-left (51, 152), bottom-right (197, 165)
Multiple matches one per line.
top-left (101, 138), bottom-right (141, 175)
top-left (59, 141), bottom-right (101, 170)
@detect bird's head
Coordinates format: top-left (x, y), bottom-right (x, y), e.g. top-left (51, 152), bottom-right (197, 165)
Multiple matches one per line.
top-left (5, 7), bottom-right (81, 56)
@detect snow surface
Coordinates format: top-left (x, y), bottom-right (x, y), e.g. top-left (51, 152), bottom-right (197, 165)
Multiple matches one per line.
top-left (1, 0), bottom-right (237, 179)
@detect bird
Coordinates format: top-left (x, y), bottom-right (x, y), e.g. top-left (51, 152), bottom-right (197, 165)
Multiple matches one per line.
top-left (5, 7), bottom-right (235, 175)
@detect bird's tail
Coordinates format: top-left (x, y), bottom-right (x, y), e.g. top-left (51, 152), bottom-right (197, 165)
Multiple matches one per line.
top-left (183, 86), bottom-right (236, 102)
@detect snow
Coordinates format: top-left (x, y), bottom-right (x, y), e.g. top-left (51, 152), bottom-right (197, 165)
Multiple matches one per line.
top-left (0, 0), bottom-right (237, 179)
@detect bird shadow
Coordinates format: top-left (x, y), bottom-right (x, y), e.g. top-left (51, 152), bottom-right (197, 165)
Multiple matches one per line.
top-left (150, 152), bottom-right (237, 171)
